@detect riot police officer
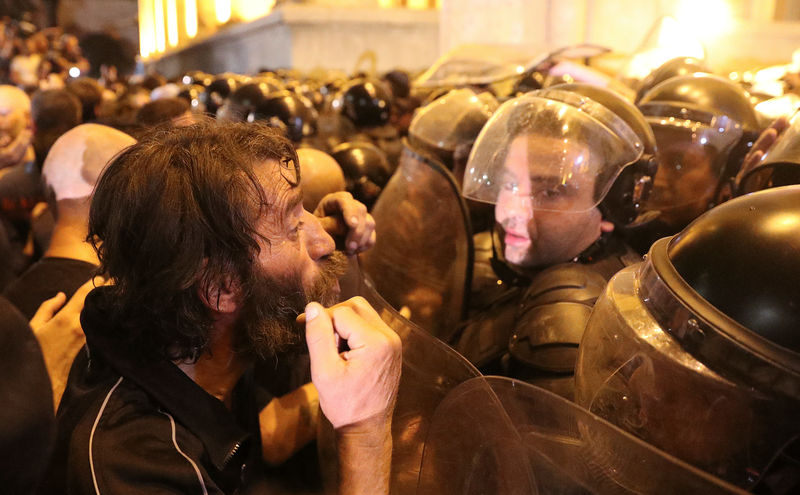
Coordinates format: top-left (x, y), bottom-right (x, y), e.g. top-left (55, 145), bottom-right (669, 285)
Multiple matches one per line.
top-left (452, 88), bottom-right (655, 398)
top-left (575, 185), bottom-right (800, 493)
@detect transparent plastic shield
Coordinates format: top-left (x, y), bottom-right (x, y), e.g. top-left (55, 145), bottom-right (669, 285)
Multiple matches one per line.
top-left (419, 376), bottom-right (745, 495)
top-left (409, 88), bottom-right (498, 153)
top-left (322, 258), bottom-right (482, 494)
top-left (414, 44), bottom-right (537, 89)
top-left (463, 91), bottom-right (643, 212)
top-left (575, 263), bottom-right (799, 490)
top-left (638, 105), bottom-right (742, 230)
top-left (738, 110), bottom-right (800, 195)
top-left (359, 145), bottom-right (473, 341)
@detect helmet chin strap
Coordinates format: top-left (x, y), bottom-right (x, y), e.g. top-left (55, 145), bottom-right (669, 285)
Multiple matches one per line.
top-left (576, 228), bottom-right (613, 264)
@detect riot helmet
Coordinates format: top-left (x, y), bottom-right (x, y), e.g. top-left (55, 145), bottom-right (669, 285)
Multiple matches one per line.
top-left (635, 56), bottom-right (710, 103)
top-left (638, 73), bottom-right (760, 133)
top-left (575, 186), bottom-right (800, 491)
top-left (511, 69), bottom-right (545, 95)
top-left (216, 82), bottom-right (271, 122)
top-left (338, 78), bottom-right (393, 129)
top-left (632, 103), bottom-right (742, 251)
top-left (330, 141), bottom-right (392, 209)
top-left (408, 88), bottom-right (498, 172)
top-left (638, 73), bottom-right (762, 197)
top-left (551, 82), bottom-right (659, 228)
top-left (463, 90), bottom-right (643, 269)
top-left (248, 90), bottom-right (318, 144)
top-left (202, 75), bottom-right (237, 117)
top-left (736, 110), bottom-right (800, 195)
top-left (180, 70), bottom-right (212, 87)
top-left (383, 69), bottom-right (411, 99)
top-left (177, 84), bottom-right (206, 113)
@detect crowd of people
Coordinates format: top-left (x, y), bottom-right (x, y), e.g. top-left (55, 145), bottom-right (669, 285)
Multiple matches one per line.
top-left (0, 11), bottom-right (798, 495)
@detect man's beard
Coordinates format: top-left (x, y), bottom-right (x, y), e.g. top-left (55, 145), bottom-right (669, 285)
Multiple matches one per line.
top-left (235, 250), bottom-right (349, 359)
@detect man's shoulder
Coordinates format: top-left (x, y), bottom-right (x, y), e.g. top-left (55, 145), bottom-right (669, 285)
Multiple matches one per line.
top-left (62, 375), bottom-right (221, 494)
top-left (2, 257), bottom-right (96, 319)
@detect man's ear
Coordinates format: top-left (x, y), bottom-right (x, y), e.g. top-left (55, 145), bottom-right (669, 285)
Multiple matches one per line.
top-left (198, 275), bottom-right (241, 315)
top-left (600, 220), bottom-right (615, 233)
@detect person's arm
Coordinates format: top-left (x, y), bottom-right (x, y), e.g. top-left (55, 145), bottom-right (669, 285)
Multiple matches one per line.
top-left (734, 116), bottom-right (791, 193)
top-left (304, 297), bottom-right (402, 495)
top-left (259, 382), bottom-right (320, 465)
top-left (29, 278), bottom-right (100, 408)
top-left (335, 414), bottom-right (392, 495)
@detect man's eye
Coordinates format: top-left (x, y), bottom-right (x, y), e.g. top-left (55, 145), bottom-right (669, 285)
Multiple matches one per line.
top-left (290, 221), bottom-right (304, 237)
top-left (535, 184), bottom-right (569, 200)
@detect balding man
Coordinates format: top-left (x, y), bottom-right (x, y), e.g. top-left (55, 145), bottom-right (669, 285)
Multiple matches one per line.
top-left (297, 147), bottom-right (346, 211)
top-left (0, 85), bottom-right (38, 281)
top-left (3, 124), bottom-right (135, 319)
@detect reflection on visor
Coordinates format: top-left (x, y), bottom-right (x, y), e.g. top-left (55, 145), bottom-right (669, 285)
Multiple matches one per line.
top-left (639, 112), bottom-right (741, 229)
top-left (738, 111), bottom-right (800, 195)
top-left (463, 91), bottom-right (643, 213)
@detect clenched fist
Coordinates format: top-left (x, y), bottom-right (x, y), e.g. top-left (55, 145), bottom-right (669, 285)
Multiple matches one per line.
top-left (304, 296), bottom-right (401, 429)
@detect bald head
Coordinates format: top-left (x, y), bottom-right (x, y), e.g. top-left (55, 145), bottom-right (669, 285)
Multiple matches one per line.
top-left (0, 85), bottom-right (31, 146)
top-left (297, 147), bottom-right (346, 211)
top-left (43, 124), bottom-right (136, 201)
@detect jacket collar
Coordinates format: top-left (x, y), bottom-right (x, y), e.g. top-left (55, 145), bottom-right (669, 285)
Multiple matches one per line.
top-left (80, 286), bottom-right (251, 472)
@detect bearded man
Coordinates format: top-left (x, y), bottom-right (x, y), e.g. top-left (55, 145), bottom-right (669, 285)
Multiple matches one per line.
top-left (42, 122), bottom-right (400, 494)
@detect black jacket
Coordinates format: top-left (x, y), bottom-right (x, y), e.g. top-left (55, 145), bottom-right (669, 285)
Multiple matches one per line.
top-left (40, 287), bottom-right (266, 495)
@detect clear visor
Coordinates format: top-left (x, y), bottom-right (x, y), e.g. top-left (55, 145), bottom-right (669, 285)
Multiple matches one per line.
top-left (413, 44), bottom-right (537, 88)
top-left (462, 90), bottom-right (643, 212)
top-left (409, 88), bottom-right (498, 152)
top-left (638, 104), bottom-right (742, 225)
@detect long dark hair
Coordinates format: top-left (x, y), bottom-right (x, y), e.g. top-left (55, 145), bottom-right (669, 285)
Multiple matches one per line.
top-left (88, 120), bottom-right (299, 361)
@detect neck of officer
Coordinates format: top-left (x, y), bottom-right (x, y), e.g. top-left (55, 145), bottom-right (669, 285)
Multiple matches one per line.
top-left (177, 314), bottom-right (247, 410)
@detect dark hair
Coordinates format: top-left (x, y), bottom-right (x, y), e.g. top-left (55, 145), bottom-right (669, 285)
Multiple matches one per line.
top-left (31, 89), bottom-right (82, 169)
top-left (66, 77), bottom-right (102, 122)
top-left (135, 97), bottom-right (190, 128)
top-left (88, 120), bottom-right (299, 361)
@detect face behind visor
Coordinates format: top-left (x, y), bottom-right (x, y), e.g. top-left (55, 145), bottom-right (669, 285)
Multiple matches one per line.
top-left (462, 90), bottom-right (643, 268)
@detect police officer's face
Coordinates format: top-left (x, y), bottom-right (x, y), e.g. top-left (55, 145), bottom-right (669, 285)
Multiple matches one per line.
top-left (495, 134), bottom-right (603, 269)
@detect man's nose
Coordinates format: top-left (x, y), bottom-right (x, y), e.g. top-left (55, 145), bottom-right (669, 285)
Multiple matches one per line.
top-left (499, 193), bottom-right (533, 225)
top-left (303, 211), bottom-right (336, 260)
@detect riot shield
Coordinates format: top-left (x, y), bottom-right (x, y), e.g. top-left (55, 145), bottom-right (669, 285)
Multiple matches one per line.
top-left (418, 376), bottom-right (747, 495)
top-left (319, 258), bottom-right (482, 494)
top-left (414, 44), bottom-right (537, 89)
top-left (359, 144), bottom-right (473, 341)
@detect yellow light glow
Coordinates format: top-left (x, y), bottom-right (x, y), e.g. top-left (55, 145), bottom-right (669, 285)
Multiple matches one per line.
top-left (138, 0), bottom-right (155, 58)
top-left (378, 0), bottom-right (394, 6)
top-left (406, 0), bottom-right (429, 8)
top-left (674, 0), bottom-right (733, 42)
top-left (166, 0), bottom-right (179, 47)
top-left (624, 17), bottom-right (705, 80)
top-left (216, 0), bottom-right (232, 23)
top-left (766, 213), bottom-right (800, 233)
top-left (154, 0), bottom-right (166, 53)
top-left (185, 0), bottom-right (198, 38)
top-left (233, 0), bottom-right (275, 22)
